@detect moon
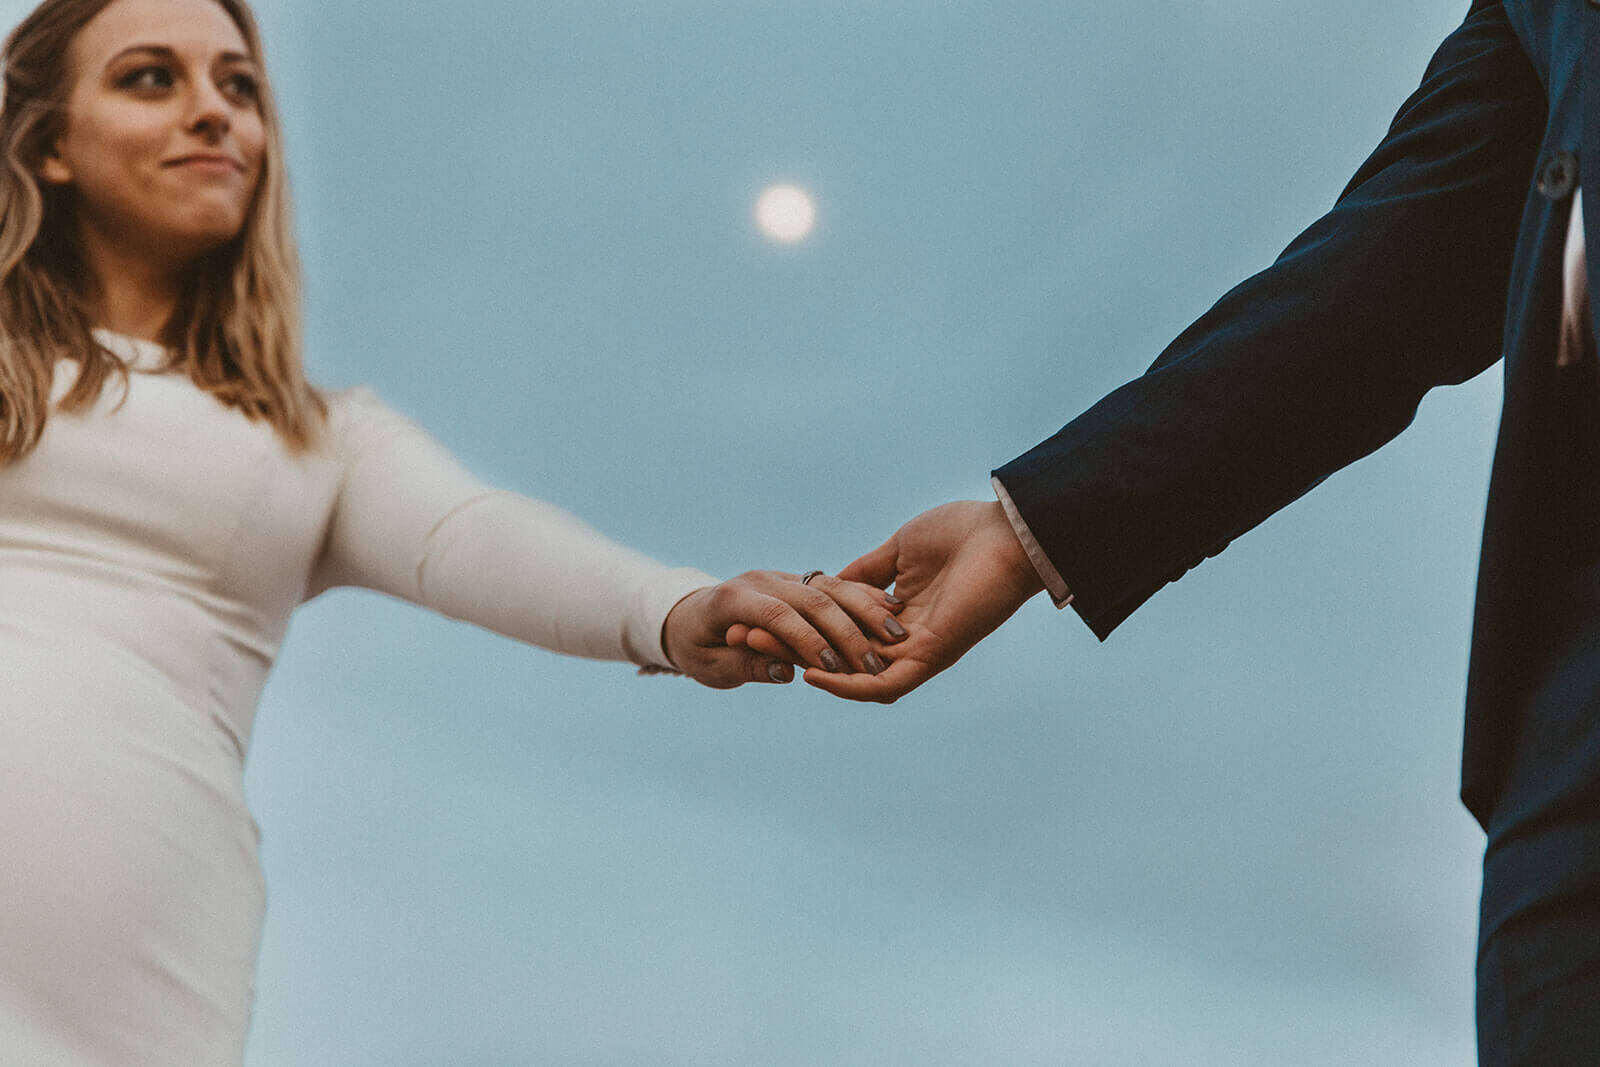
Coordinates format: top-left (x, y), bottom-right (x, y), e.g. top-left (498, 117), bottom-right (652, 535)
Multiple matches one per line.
top-left (753, 184), bottom-right (817, 243)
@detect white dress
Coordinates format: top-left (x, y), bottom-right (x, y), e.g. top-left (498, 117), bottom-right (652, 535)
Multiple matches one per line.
top-left (0, 333), bottom-right (714, 1065)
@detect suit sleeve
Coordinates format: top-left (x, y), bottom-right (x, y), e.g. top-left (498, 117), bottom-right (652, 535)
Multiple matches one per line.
top-left (992, 1), bottom-right (1547, 639)
top-left (305, 388), bottom-right (717, 669)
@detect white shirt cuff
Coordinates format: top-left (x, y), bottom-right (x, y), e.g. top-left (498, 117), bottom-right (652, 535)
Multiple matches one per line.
top-left (991, 476), bottom-right (1072, 608)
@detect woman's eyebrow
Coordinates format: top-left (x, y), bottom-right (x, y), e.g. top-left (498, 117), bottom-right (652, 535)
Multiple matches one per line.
top-left (106, 44), bottom-right (255, 66)
top-left (106, 44), bottom-right (176, 65)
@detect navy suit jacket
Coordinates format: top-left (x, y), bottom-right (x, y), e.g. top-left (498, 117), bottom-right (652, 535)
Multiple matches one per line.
top-left (993, 1), bottom-right (1592, 827)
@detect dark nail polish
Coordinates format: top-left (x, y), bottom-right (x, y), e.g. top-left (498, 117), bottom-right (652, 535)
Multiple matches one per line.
top-left (820, 649), bottom-right (844, 673)
top-left (885, 593), bottom-right (903, 605)
top-left (884, 617), bottom-right (907, 639)
top-left (768, 662), bottom-right (792, 683)
top-left (864, 652), bottom-right (887, 675)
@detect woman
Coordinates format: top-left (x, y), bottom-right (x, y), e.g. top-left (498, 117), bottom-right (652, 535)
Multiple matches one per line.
top-left (0, 0), bottom-right (904, 1061)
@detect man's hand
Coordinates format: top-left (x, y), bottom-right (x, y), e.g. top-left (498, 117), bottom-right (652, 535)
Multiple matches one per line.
top-left (804, 501), bottom-right (1045, 702)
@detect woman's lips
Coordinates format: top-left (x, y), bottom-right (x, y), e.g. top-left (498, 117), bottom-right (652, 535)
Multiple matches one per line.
top-left (164, 154), bottom-right (245, 175)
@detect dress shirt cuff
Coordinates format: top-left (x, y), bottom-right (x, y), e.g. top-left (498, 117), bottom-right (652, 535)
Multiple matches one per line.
top-left (991, 476), bottom-right (1072, 608)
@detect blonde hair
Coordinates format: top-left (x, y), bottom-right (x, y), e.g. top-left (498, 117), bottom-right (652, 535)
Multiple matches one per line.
top-left (0, 0), bottom-right (321, 464)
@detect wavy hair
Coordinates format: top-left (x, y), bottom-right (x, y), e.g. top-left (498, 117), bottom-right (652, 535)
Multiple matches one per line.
top-left (0, 0), bottom-right (321, 464)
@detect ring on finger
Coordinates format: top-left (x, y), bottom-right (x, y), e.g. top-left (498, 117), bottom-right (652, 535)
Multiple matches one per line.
top-left (799, 570), bottom-right (825, 586)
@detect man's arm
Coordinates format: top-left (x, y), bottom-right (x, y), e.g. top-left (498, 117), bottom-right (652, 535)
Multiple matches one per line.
top-left (1000, 0), bottom-right (1543, 639)
top-left (814, 2), bottom-right (1546, 701)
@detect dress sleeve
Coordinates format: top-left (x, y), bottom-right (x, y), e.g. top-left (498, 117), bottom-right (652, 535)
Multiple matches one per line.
top-left (305, 388), bottom-right (717, 669)
top-left (993, 1), bottom-right (1546, 639)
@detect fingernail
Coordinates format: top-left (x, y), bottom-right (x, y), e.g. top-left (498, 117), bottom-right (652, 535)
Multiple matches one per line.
top-left (820, 649), bottom-right (844, 673)
top-left (884, 617), bottom-right (907, 639)
top-left (768, 662), bottom-right (792, 683)
top-left (885, 593), bottom-right (903, 605)
top-left (864, 653), bottom-right (887, 675)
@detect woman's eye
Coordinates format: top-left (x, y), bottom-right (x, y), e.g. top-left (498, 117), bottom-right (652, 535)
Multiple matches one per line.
top-left (116, 66), bottom-right (173, 92)
top-left (220, 72), bottom-right (260, 104)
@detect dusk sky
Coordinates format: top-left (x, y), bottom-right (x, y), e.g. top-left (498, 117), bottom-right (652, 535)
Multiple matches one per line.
top-left (18, 0), bottom-right (1504, 1062)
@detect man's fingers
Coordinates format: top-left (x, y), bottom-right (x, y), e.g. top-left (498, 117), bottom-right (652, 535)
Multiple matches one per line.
top-left (836, 538), bottom-right (898, 589)
top-left (739, 626), bottom-right (800, 662)
top-left (801, 656), bottom-right (930, 703)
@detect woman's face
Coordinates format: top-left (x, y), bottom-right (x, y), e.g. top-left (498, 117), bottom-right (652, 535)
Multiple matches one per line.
top-left (41, 0), bottom-right (266, 269)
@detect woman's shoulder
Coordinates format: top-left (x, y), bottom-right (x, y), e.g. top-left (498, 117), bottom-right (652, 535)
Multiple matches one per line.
top-left (317, 384), bottom-right (433, 460)
top-left (320, 383), bottom-right (385, 420)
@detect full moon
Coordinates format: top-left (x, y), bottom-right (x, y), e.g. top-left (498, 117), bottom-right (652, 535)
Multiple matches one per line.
top-left (753, 184), bottom-right (817, 243)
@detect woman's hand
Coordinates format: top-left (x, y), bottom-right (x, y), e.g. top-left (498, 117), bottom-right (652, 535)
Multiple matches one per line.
top-left (662, 570), bottom-right (907, 689)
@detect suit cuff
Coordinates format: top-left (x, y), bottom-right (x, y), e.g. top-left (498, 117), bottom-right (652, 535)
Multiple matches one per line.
top-left (992, 476), bottom-right (1072, 607)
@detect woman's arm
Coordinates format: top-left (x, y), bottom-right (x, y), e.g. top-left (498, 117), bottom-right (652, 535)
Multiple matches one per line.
top-left (305, 388), bottom-right (901, 686)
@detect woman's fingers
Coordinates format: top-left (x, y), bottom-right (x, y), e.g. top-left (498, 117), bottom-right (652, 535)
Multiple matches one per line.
top-left (726, 572), bottom-right (892, 675)
top-left (794, 571), bottom-right (907, 646)
top-left (729, 573), bottom-right (903, 672)
top-left (744, 587), bottom-right (864, 672)
top-left (664, 571), bottom-right (908, 690)
top-left (697, 648), bottom-right (797, 688)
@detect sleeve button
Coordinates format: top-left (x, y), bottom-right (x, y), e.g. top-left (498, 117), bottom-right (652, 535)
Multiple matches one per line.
top-left (1537, 150), bottom-right (1579, 200)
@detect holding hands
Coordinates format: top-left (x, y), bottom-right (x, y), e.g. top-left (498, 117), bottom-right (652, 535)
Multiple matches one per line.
top-left (804, 501), bottom-right (1044, 703)
top-left (665, 500), bottom-right (1043, 698)
top-left (662, 569), bottom-right (906, 689)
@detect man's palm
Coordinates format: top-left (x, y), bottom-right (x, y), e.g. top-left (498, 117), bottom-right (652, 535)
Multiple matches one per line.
top-left (806, 501), bottom-right (1044, 702)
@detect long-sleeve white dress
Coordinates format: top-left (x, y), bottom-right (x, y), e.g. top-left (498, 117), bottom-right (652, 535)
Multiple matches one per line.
top-left (0, 332), bottom-right (715, 1065)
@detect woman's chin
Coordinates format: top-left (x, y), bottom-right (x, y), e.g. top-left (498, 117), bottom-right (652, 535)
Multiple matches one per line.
top-left (145, 221), bottom-right (249, 267)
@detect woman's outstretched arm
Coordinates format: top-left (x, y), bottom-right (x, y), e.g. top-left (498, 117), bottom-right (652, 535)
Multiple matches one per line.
top-left (304, 388), bottom-right (902, 688)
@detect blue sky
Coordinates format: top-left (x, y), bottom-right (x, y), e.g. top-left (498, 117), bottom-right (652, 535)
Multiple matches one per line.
top-left (46, 0), bottom-right (1502, 1062)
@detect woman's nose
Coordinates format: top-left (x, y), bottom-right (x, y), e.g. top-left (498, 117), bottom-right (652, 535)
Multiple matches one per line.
top-left (187, 83), bottom-right (232, 139)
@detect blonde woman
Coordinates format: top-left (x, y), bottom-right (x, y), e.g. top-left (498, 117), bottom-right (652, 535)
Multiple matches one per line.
top-left (0, 0), bottom-right (905, 1061)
